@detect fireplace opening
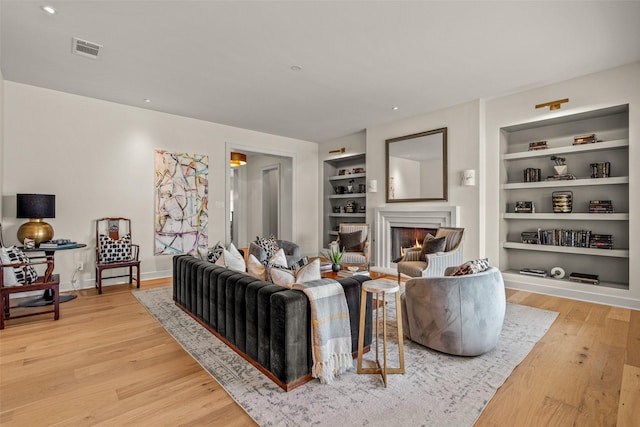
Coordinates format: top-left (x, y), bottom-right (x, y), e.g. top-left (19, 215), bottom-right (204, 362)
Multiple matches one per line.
top-left (391, 226), bottom-right (437, 263)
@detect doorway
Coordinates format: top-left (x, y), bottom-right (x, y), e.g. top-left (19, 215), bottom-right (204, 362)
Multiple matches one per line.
top-left (228, 147), bottom-right (293, 248)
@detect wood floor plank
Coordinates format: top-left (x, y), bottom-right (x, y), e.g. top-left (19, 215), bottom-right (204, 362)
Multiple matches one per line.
top-left (1, 278), bottom-right (638, 426)
top-left (617, 364), bottom-right (640, 427)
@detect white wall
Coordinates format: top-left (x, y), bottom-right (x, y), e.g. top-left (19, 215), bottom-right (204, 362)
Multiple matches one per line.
top-left (366, 100), bottom-right (482, 264)
top-left (0, 68), bottom-right (4, 220)
top-left (2, 82), bottom-right (319, 291)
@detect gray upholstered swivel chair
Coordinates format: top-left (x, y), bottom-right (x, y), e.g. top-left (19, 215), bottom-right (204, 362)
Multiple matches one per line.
top-left (400, 266), bottom-right (506, 356)
top-left (397, 227), bottom-right (464, 284)
top-left (249, 238), bottom-right (301, 268)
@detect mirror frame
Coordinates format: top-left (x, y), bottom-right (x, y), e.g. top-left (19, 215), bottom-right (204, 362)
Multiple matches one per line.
top-left (385, 127), bottom-right (448, 203)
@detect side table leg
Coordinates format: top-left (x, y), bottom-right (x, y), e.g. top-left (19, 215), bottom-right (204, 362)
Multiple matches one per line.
top-left (382, 292), bottom-right (388, 387)
top-left (357, 287), bottom-right (366, 373)
top-left (395, 291), bottom-right (405, 373)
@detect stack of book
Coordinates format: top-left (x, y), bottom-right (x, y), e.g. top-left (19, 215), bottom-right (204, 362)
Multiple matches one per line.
top-left (569, 272), bottom-right (600, 285)
top-left (337, 270), bottom-right (369, 278)
top-left (589, 234), bottom-right (614, 249)
top-left (514, 201), bottom-right (534, 213)
top-left (40, 239), bottom-right (78, 249)
top-left (520, 231), bottom-right (540, 244)
top-left (519, 268), bottom-right (547, 277)
top-left (573, 133), bottom-right (598, 145)
top-left (528, 141), bottom-right (548, 151)
top-left (523, 168), bottom-right (542, 182)
top-left (320, 262), bottom-right (332, 272)
top-left (589, 200), bottom-right (614, 213)
top-left (536, 229), bottom-right (592, 247)
top-left (545, 174), bottom-right (577, 181)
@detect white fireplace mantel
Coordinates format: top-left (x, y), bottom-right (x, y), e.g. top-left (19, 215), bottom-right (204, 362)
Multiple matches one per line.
top-left (373, 206), bottom-right (459, 274)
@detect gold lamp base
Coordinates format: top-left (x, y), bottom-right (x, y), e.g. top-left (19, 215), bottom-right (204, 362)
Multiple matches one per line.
top-left (17, 219), bottom-right (54, 245)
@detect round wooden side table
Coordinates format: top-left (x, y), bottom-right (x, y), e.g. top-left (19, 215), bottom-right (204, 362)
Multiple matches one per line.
top-left (356, 278), bottom-right (405, 387)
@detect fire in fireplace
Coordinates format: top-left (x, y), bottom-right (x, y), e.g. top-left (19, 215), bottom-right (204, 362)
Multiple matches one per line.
top-left (391, 226), bottom-right (437, 263)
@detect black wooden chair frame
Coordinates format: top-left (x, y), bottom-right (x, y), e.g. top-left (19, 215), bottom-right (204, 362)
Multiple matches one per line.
top-left (95, 217), bottom-right (140, 295)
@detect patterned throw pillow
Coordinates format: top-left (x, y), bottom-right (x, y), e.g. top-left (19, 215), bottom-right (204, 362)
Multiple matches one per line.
top-left (338, 231), bottom-right (363, 252)
top-left (451, 258), bottom-right (491, 276)
top-left (271, 258), bottom-right (321, 289)
top-left (291, 256), bottom-right (309, 271)
top-left (247, 249), bottom-right (287, 281)
top-left (206, 241), bottom-right (225, 263)
top-left (0, 246), bottom-right (38, 286)
top-left (99, 233), bottom-right (132, 263)
top-left (255, 235), bottom-right (280, 259)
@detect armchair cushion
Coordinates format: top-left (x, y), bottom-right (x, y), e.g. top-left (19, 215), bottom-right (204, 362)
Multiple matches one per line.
top-left (1, 246), bottom-right (38, 286)
top-left (420, 235), bottom-right (446, 259)
top-left (338, 230), bottom-right (363, 252)
top-left (98, 233), bottom-right (132, 263)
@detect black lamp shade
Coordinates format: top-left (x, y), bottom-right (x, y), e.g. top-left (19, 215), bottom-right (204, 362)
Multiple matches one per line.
top-left (16, 194), bottom-right (56, 219)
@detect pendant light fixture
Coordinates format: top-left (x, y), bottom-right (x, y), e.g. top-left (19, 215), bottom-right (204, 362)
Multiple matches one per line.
top-left (230, 151), bottom-right (247, 167)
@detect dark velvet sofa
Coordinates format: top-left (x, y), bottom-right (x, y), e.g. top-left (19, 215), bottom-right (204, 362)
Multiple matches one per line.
top-left (173, 254), bottom-right (372, 391)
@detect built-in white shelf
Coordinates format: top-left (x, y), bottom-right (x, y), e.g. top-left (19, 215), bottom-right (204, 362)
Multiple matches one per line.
top-left (503, 176), bottom-right (628, 190)
top-left (502, 213), bottom-right (629, 220)
top-left (329, 172), bottom-right (366, 181)
top-left (328, 193), bottom-right (366, 199)
top-left (503, 139), bottom-right (629, 161)
top-left (503, 241), bottom-right (629, 258)
top-left (502, 270), bottom-right (628, 291)
top-left (329, 213), bottom-right (366, 218)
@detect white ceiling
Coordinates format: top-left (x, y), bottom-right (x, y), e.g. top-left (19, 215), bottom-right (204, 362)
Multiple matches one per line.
top-left (1, 1), bottom-right (639, 142)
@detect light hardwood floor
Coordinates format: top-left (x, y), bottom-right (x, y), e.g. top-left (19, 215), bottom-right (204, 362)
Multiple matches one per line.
top-left (1, 278), bottom-right (638, 426)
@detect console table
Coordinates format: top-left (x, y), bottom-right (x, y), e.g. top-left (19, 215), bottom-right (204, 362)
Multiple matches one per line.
top-left (19, 244), bottom-right (87, 306)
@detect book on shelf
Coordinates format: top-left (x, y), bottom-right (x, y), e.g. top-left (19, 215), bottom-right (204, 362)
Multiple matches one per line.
top-left (519, 268), bottom-right (547, 277)
top-left (589, 200), bottom-right (614, 213)
top-left (573, 133), bottom-right (598, 145)
top-left (545, 174), bottom-right (577, 181)
top-left (528, 141), bottom-right (548, 151)
top-left (569, 272), bottom-right (600, 285)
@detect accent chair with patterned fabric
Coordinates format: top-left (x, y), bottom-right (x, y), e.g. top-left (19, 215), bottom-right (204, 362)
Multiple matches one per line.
top-left (0, 223), bottom-right (61, 329)
top-left (396, 227), bottom-right (464, 284)
top-left (330, 223), bottom-right (370, 269)
top-left (95, 217), bottom-right (140, 294)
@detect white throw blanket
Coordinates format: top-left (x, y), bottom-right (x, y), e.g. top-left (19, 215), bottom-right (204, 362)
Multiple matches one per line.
top-left (291, 278), bottom-right (353, 384)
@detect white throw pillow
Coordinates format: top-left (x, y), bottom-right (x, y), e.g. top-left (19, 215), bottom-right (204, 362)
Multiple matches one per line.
top-left (247, 249), bottom-right (287, 281)
top-left (214, 243), bottom-right (246, 273)
top-left (271, 258), bottom-right (321, 289)
top-left (247, 254), bottom-right (266, 280)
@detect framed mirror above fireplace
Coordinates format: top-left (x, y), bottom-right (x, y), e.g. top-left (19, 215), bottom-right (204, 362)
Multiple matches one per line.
top-left (385, 127), bottom-right (448, 202)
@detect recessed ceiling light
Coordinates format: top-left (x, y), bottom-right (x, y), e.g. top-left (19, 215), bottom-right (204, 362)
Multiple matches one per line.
top-left (392, 106), bottom-right (399, 111)
top-left (41, 5), bottom-right (57, 15)
top-left (290, 65), bottom-right (303, 72)
top-left (144, 99), bottom-right (151, 103)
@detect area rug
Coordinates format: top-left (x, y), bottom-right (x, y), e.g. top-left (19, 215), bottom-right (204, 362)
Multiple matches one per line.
top-left (134, 286), bottom-right (558, 426)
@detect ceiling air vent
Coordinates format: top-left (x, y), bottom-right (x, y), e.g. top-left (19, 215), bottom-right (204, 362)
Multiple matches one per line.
top-left (72, 37), bottom-right (102, 59)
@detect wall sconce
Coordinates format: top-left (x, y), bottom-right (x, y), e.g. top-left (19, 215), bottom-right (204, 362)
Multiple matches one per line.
top-left (461, 170), bottom-right (476, 186)
top-left (16, 193), bottom-right (56, 245)
top-left (329, 147), bottom-right (346, 154)
top-left (230, 151), bottom-right (247, 167)
top-left (535, 98), bottom-right (569, 111)
top-left (367, 179), bottom-right (378, 193)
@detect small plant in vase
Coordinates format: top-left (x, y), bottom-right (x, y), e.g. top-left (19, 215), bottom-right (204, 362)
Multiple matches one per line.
top-left (325, 245), bottom-right (345, 272)
top-left (551, 156), bottom-right (567, 175)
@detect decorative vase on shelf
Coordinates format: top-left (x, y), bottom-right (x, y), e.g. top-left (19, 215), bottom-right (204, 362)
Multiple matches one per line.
top-left (332, 263), bottom-right (341, 272)
top-left (554, 165), bottom-right (568, 175)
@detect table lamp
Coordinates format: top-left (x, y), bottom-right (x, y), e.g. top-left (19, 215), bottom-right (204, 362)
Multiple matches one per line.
top-left (16, 194), bottom-right (56, 245)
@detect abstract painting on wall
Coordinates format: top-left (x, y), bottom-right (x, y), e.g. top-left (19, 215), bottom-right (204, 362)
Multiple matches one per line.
top-left (154, 150), bottom-right (208, 255)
